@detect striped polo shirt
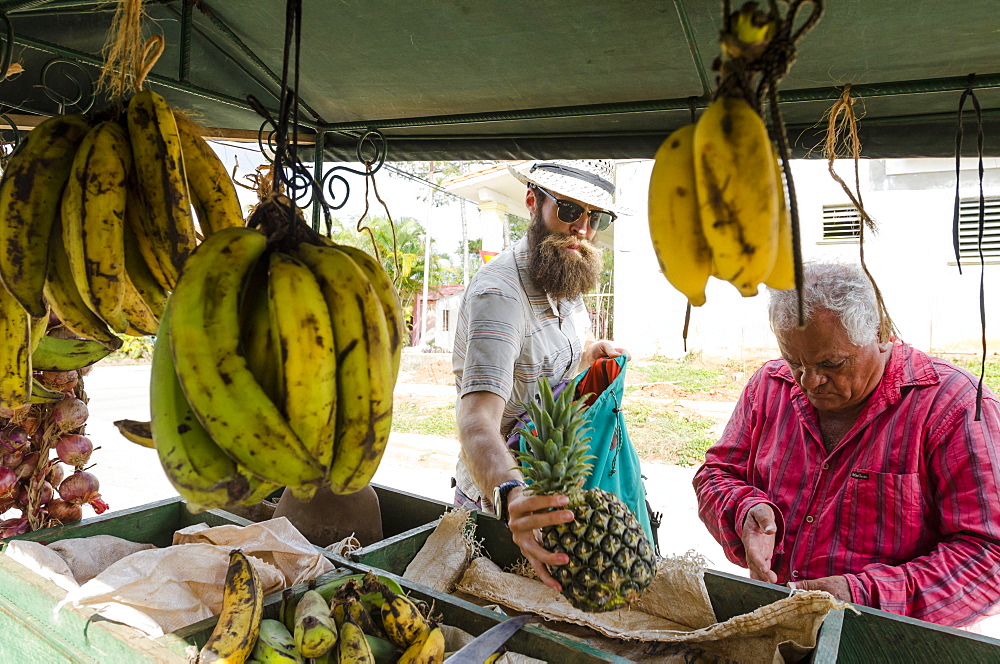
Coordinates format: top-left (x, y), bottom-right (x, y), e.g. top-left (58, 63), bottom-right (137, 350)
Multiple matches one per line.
top-left (452, 235), bottom-right (592, 505)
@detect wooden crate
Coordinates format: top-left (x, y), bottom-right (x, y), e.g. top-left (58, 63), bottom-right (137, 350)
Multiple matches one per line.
top-left (0, 493), bottom-right (616, 663)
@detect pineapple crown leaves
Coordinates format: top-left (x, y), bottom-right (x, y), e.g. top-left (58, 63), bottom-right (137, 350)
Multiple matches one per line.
top-left (513, 378), bottom-right (596, 495)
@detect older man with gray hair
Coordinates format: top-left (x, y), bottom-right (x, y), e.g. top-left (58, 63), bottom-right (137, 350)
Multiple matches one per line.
top-left (694, 262), bottom-right (1000, 627)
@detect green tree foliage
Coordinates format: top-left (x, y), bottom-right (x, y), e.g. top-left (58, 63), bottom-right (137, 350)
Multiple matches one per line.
top-left (328, 215), bottom-right (456, 343)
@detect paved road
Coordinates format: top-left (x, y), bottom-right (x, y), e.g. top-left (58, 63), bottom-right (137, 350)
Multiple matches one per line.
top-left (28, 364), bottom-right (747, 577)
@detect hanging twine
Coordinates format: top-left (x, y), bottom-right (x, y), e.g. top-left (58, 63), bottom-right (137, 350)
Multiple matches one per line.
top-left (822, 85), bottom-right (897, 344)
top-left (353, 161), bottom-right (402, 285)
top-left (96, 0), bottom-right (161, 100)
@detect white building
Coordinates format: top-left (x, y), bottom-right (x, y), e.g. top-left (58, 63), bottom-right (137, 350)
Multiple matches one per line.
top-left (447, 158), bottom-right (1000, 361)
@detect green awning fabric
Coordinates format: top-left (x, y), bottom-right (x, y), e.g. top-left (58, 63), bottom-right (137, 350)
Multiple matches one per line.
top-left (1, 0), bottom-right (998, 160)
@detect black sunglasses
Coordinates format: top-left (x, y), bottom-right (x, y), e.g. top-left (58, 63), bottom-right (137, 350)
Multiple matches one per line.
top-left (532, 185), bottom-right (616, 231)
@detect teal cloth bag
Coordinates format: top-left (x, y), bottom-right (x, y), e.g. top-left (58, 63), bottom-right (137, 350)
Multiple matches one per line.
top-left (516, 355), bottom-right (653, 542)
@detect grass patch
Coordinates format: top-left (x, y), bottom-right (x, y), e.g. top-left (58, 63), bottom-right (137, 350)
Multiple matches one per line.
top-left (391, 400), bottom-right (456, 438)
top-left (943, 356), bottom-right (1000, 395)
top-left (625, 400), bottom-right (717, 467)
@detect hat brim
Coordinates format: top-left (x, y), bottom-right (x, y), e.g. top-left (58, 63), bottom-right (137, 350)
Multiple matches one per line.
top-left (507, 163), bottom-right (623, 215)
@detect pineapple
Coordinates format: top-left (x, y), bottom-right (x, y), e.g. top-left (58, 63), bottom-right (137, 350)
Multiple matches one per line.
top-left (515, 378), bottom-right (656, 612)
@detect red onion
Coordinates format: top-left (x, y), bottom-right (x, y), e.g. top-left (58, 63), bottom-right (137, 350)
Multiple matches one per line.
top-left (0, 496), bottom-right (14, 514)
top-left (14, 451), bottom-right (39, 480)
top-left (1, 448), bottom-right (24, 469)
top-left (48, 463), bottom-right (65, 487)
top-left (44, 499), bottom-right (82, 524)
top-left (56, 434), bottom-right (93, 467)
top-left (20, 416), bottom-right (40, 436)
top-left (0, 406), bottom-right (15, 419)
top-left (58, 472), bottom-right (107, 515)
top-left (0, 426), bottom-right (28, 453)
top-left (0, 516), bottom-right (29, 538)
top-left (40, 370), bottom-right (78, 392)
top-left (53, 397), bottom-right (88, 431)
top-left (0, 467), bottom-right (16, 499)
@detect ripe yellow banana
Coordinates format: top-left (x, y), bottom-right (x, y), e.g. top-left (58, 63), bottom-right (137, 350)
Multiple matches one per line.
top-left (268, 251), bottom-right (337, 472)
top-left (647, 124), bottom-right (712, 307)
top-left (0, 282), bottom-right (30, 409)
top-left (763, 147), bottom-right (795, 290)
top-left (380, 591), bottom-right (429, 649)
top-left (347, 596), bottom-right (384, 639)
top-left (296, 242), bottom-right (393, 495)
top-left (294, 589), bottom-right (338, 658)
top-left (168, 227), bottom-right (324, 494)
top-left (200, 549), bottom-right (263, 664)
top-left (694, 96), bottom-right (778, 297)
top-left (0, 113), bottom-right (90, 317)
top-left (397, 626), bottom-right (445, 664)
top-left (123, 217), bottom-right (169, 319)
top-left (151, 301), bottom-right (275, 511)
top-left (330, 244), bottom-right (405, 382)
top-left (337, 615), bottom-right (377, 664)
top-left (32, 335), bottom-right (112, 371)
top-left (60, 120), bottom-right (132, 332)
top-left (239, 264), bottom-right (282, 403)
top-left (252, 618), bottom-right (304, 663)
top-left (43, 214), bottom-right (123, 350)
top-left (113, 419), bottom-right (155, 449)
top-left (124, 181), bottom-right (176, 292)
top-left (174, 110), bottom-right (244, 236)
top-left (126, 89), bottom-right (196, 287)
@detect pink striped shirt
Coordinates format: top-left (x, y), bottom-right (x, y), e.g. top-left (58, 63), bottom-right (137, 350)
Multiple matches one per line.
top-left (694, 341), bottom-right (1000, 626)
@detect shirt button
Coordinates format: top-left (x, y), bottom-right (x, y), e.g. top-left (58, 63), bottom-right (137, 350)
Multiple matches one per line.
top-left (791, 570), bottom-right (800, 578)
top-left (805, 515), bottom-right (815, 523)
top-left (822, 463), bottom-right (830, 470)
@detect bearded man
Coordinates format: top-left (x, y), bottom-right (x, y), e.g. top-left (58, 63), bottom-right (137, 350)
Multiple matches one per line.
top-left (451, 160), bottom-right (628, 590)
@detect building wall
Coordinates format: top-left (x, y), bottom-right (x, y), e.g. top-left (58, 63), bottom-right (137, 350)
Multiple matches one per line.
top-left (613, 157), bottom-right (1000, 361)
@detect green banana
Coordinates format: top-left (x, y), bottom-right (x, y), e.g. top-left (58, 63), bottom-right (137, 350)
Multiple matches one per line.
top-left (122, 215), bottom-right (169, 319)
top-left (43, 214), bottom-right (124, 350)
top-left (251, 618), bottom-right (304, 663)
top-left (32, 335), bottom-right (113, 371)
top-left (60, 120), bottom-right (132, 332)
top-left (296, 242), bottom-right (393, 495)
top-left (316, 572), bottom-right (405, 607)
top-left (30, 377), bottom-right (65, 403)
top-left (293, 589), bottom-right (338, 658)
top-left (0, 114), bottom-right (90, 317)
top-left (168, 227), bottom-right (323, 494)
top-left (365, 634), bottom-right (398, 664)
top-left (151, 300), bottom-right (275, 511)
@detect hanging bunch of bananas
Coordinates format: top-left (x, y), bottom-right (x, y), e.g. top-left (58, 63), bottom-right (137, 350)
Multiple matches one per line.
top-left (0, 89), bottom-right (243, 410)
top-left (647, 0), bottom-right (806, 306)
top-left (149, 192), bottom-right (404, 511)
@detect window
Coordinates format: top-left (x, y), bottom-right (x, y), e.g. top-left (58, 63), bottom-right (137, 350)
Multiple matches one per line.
top-left (956, 196), bottom-right (1000, 261)
top-left (442, 308), bottom-right (450, 332)
top-left (821, 204), bottom-right (861, 242)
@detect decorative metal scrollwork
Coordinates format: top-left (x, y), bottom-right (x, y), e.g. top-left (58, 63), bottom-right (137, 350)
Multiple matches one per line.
top-left (0, 113), bottom-right (19, 168)
top-left (40, 58), bottom-right (96, 115)
top-left (254, 120), bottom-right (386, 213)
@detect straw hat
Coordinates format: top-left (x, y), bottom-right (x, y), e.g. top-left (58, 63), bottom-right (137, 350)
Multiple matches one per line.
top-left (507, 159), bottom-right (619, 213)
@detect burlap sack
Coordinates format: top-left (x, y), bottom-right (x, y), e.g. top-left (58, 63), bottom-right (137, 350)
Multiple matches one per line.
top-left (49, 535), bottom-right (158, 584)
top-left (403, 509), bottom-right (475, 593)
top-left (406, 514), bottom-right (849, 663)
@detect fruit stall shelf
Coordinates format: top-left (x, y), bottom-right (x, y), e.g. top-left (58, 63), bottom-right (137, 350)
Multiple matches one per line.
top-left (0, 491), bottom-right (620, 663)
top-left (352, 500), bottom-right (1000, 664)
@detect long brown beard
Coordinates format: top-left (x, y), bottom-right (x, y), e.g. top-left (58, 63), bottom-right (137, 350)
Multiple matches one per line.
top-left (526, 214), bottom-right (603, 300)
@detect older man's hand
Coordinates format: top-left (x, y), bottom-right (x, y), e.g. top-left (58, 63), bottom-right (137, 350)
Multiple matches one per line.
top-left (742, 503), bottom-right (778, 584)
top-left (581, 340), bottom-right (627, 367)
top-left (790, 575), bottom-right (852, 602)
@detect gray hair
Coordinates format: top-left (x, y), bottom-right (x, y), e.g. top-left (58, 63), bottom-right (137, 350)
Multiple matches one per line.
top-left (768, 263), bottom-right (879, 346)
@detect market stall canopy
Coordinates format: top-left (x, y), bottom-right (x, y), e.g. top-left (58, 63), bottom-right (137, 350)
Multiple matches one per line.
top-left (1, 0), bottom-right (998, 161)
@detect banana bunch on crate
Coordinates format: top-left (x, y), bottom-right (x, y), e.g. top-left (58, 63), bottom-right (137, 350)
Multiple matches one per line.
top-left (249, 572), bottom-right (445, 664)
top-left (150, 192), bottom-right (404, 511)
top-left (647, 4), bottom-right (795, 307)
top-left (0, 89), bottom-right (243, 410)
